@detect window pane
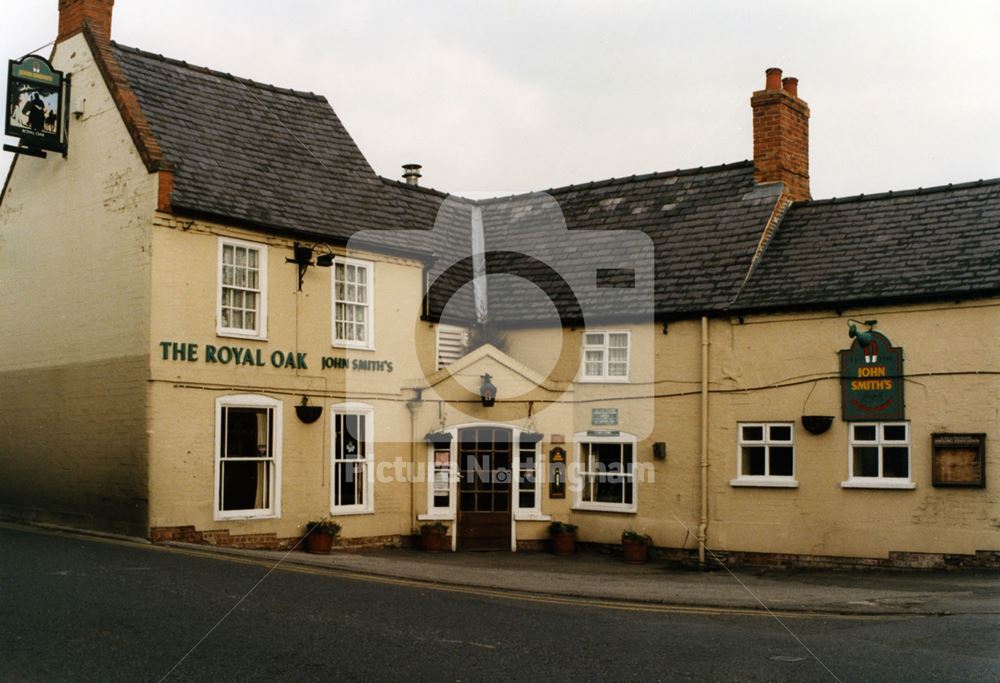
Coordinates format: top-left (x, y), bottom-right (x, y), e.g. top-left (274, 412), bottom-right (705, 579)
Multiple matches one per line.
top-left (853, 446), bottom-right (879, 477)
top-left (853, 425), bottom-right (877, 442)
top-left (769, 447), bottom-right (794, 476)
top-left (742, 446), bottom-right (766, 476)
top-left (883, 424), bottom-right (907, 442)
top-left (221, 460), bottom-right (265, 511)
top-left (883, 447), bottom-right (909, 478)
top-left (741, 425), bottom-right (764, 442)
top-left (769, 425), bottom-right (792, 442)
top-left (433, 494), bottom-right (450, 508)
top-left (608, 333), bottom-right (628, 348)
top-left (584, 333), bottom-right (604, 346)
top-left (223, 245), bottom-right (234, 264)
top-left (223, 408), bottom-right (267, 457)
top-left (608, 362), bottom-right (627, 377)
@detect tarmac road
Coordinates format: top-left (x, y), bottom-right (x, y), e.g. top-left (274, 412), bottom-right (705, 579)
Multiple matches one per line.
top-left (1, 525), bottom-right (998, 682)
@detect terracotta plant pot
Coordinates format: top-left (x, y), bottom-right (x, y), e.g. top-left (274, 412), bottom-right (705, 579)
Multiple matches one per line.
top-left (421, 528), bottom-right (448, 553)
top-left (551, 531), bottom-right (576, 556)
top-left (306, 530), bottom-right (334, 555)
top-left (622, 538), bottom-right (649, 564)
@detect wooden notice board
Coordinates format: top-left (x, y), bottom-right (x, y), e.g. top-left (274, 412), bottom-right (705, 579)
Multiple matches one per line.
top-left (931, 433), bottom-right (985, 488)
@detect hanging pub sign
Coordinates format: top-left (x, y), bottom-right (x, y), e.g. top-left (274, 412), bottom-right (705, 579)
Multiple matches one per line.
top-left (839, 329), bottom-right (904, 421)
top-left (5, 55), bottom-right (69, 156)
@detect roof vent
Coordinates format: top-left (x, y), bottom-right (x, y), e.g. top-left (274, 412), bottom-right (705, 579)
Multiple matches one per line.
top-left (402, 163), bottom-right (422, 186)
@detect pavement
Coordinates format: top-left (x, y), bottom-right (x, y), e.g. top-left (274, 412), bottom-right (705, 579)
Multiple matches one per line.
top-left (150, 537), bottom-right (1000, 617)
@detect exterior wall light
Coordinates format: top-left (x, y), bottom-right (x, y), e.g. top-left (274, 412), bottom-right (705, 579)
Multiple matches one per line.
top-left (286, 242), bottom-right (336, 290)
top-left (847, 319), bottom-right (877, 347)
top-left (479, 373), bottom-right (497, 407)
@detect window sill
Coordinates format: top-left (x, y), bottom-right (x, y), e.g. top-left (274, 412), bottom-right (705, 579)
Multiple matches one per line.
top-left (216, 330), bottom-right (268, 342)
top-left (330, 508), bottom-right (375, 516)
top-left (730, 478), bottom-right (799, 488)
top-left (572, 504), bottom-right (637, 514)
top-left (331, 342), bottom-right (375, 352)
top-left (841, 480), bottom-right (916, 490)
top-left (514, 512), bottom-right (552, 522)
top-left (214, 511), bottom-right (278, 521)
top-left (417, 512), bottom-right (454, 521)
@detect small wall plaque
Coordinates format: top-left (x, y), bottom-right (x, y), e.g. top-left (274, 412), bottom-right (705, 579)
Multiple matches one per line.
top-left (932, 433), bottom-right (985, 488)
top-left (548, 447), bottom-right (566, 499)
top-left (592, 408), bottom-right (619, 426)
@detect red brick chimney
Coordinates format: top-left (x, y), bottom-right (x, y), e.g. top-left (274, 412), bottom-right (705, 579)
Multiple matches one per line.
top-left (58, 0), bottom-right (115, 43)
top-left (751, 67), bottom-right (810, 201)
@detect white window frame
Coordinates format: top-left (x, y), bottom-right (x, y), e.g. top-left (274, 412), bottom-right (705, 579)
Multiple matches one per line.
top-left (572, 432), bottom-right (638, 513)
top-left (435, 324), bottom-right (469, 370)
top-left (330, 402), bottom-right (375, 514)
top-left (842, 421), bottom-right (915, 489)
top-left (214, 394), bottom-right (282, 521)
top-left (420, 425), bottom-right (548, 527)
top-left (425, 440), bottom-right (457, 518)
top-left (331, 257), bottom-right (374, 350)
top-left (579, 330), bottom-right (631, 382)
top-left (514, 436), bottom-right (543, 517)
top-left (217, 237), bottom-right (268, 340)
top-left (731, 422), bottom-right (798, 488)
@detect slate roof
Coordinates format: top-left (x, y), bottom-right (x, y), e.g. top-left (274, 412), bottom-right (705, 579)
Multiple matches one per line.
top-left (479, 163), bottom-right (782, 324)
top-left (735, 179), bottom-right (1000, 311)
top-left (381, 179), bottom-right (477, 323)
top-left (111, 43), bottom-right (412, 249)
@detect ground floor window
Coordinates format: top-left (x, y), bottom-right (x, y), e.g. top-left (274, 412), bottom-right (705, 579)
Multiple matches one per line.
top-left (575, 434), bottom-right (637, 512)
top-left (517, 436), bottom-right (540, 512)
top-left (429, 445), bottom-right (453, 513)
top-left (732, 422), bottom-right (796, 486)
top-left (215, 395), bottom-right (281, 519)
top-left (844, 422), bottom-right (913, 488)
top-left (331, 403), bottom-right (374, 514)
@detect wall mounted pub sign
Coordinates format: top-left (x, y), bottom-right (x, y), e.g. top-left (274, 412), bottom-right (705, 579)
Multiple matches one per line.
top-left (839, 330), bottom-right (904, 421)
top-left (5, 55), bottom-right (68, 156)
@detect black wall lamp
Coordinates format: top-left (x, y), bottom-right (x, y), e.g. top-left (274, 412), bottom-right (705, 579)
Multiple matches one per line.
top-left (286, 242), bottom-right (336, 290)
top-left (479, 373), bottom-right (497, 407)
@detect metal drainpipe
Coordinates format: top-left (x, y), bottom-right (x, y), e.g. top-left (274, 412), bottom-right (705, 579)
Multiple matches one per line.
top-left (698, 316), bottom-right (710, 569)
top-left (405, 398), bottom-right (420, 538)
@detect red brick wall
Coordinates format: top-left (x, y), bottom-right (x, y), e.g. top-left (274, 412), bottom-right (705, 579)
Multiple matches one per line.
top-left (751, 69), bottom-right (811, 202)
top-left (58, 0), bottom-right (115, 43)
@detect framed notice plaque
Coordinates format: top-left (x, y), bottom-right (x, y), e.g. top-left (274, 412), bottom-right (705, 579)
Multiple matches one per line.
top-left (931, 433), bottom-right (985, 488)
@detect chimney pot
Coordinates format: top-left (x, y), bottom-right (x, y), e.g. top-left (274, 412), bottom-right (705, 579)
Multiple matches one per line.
top-left (58, 0), bottom-right (115, 43)
top-left (751, 67), bottom-right (810, 201)
top-left (402, 163), bottom-right (422, 186)
top-left (765, 67), bottom-right (783, 90)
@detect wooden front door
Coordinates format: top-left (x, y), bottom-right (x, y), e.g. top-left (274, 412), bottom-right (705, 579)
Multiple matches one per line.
top-left (457, 427), bottom-right (512, 550)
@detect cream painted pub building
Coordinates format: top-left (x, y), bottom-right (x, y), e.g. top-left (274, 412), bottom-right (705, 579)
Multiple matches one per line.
top-left (2, 0), bottom-right (998, 567)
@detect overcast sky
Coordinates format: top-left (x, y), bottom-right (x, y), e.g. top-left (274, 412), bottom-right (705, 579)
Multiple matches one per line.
top-left (2, 1), bottom-right (998, 199)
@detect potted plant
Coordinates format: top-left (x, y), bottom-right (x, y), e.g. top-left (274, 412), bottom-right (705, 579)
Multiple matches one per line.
top-left (305, 518), bottom-right (341, 555)
top-left (420, 522), bottom-right (449, 552)
top-left (621, 529), bottom-right (652, 564)
top-left (549, 521), bottom-right (578, 556)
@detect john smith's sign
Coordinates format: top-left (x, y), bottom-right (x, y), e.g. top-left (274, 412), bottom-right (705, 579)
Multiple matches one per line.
top-left (839, 331), bottom-right (904, 421)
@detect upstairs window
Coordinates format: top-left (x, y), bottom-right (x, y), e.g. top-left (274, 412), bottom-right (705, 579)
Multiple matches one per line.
top-left (581, 331), bottom-right (630, 382)
top-left (218, 238), bottom-right (267, 339)
top-left (332, 258), bottom-right (373, 349)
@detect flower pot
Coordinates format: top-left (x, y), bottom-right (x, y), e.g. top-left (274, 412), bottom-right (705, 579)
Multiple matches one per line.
top-left (622, 538), bottom-right (649, 564)
top-left (306, 530), bottom-right (334, 555)
top-left (421, 528), bottom-right (448, 553)
top-left (551, 531), bottom-right (576, 556)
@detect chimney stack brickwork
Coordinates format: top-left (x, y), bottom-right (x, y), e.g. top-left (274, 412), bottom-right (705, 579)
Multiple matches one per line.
top-left (752, 67), bottom-right (811, 202)
top-left (58, 0), bottom-right (115, 43)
